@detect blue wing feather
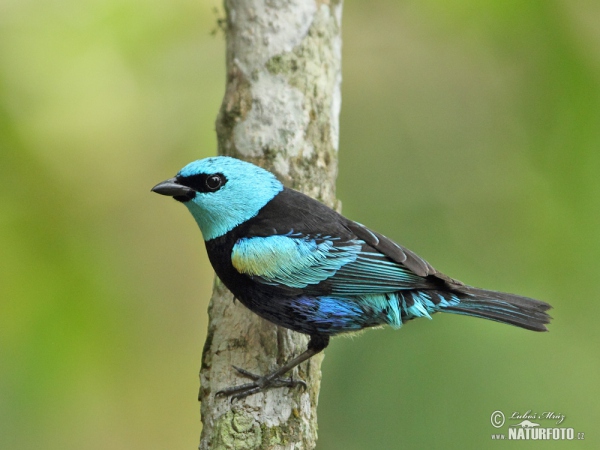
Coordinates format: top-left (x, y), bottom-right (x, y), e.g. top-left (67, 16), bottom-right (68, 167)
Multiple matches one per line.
top-left (231, 234), bottom-right (429, 294)
top-left (231, 235), bottom-right (361, 288)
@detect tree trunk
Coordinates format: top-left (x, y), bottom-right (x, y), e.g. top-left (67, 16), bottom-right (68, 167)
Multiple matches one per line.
top-left (198, 1), bottom-right (343, 449)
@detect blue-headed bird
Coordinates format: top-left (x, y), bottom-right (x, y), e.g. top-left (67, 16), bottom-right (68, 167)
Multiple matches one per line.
top-left (152, 156), bottom-right (551, 399)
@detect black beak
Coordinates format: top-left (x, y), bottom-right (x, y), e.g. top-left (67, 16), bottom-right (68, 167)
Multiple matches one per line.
top-left (151, 177), bottom-right (195, 200)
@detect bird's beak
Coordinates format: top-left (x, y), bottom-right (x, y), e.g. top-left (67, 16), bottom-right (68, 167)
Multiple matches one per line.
top-left (151, 177), bottom-right (195, 198)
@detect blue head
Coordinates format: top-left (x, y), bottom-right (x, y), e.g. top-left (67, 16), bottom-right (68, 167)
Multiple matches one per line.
top-left (152, 157), bottom-right (283, 240)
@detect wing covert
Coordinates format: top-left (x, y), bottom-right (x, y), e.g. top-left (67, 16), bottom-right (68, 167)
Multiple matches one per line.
top-left (231, 234), bottom-right (432, 295)
top-left (231, 235), bottom-right (361, 289)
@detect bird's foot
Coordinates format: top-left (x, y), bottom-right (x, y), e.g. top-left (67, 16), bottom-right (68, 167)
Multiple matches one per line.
top-left (215, 365), bottom-right (307, 401)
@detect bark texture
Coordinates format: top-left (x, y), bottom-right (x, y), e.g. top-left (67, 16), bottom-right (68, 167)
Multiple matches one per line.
top-left (199, 1), bottom-right (343, 449)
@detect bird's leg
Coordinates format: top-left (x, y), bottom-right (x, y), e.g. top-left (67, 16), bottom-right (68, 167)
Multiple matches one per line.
top-left (216, 334), bottom-right (330, 401)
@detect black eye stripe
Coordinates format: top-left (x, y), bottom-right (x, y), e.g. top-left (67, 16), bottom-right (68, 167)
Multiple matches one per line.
top-left (177, 173), bottom-right (227, 193)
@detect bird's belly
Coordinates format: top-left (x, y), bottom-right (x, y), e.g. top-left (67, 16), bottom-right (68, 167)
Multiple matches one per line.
top-left (235, 289), bottom-right (386, 336)
top-left (207, 239), bottom-right (391, 335)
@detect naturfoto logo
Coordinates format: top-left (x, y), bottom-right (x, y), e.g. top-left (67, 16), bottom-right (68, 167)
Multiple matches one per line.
top-left (489, 410), bottom-right (584, 441)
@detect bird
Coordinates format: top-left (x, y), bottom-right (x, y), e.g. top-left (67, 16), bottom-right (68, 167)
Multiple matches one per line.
top-left (152, 156), bottom-right (552, 400)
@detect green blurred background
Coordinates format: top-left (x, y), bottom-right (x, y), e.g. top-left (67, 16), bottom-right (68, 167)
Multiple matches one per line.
top-left (2, 0), bottom-right (599, 448)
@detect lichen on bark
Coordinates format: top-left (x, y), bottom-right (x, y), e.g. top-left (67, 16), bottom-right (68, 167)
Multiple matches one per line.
top-left (200, 1), bottom-right (343, 449)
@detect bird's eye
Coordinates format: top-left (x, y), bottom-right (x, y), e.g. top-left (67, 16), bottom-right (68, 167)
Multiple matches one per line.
top-left (205, 175), bottom-right (223, 191)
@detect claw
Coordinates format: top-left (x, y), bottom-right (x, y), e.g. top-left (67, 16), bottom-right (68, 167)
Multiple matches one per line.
top-left (215, 365), bottom-right (307, 400)
top-left (213, 337), bottom-right (328, 400)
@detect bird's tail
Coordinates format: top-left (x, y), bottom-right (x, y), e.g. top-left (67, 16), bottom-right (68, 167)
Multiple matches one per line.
top-left (440, 286), bottom-right (552, 332)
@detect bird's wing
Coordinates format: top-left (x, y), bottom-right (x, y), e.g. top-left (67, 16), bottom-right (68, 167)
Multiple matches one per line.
top-left (231, 233), bottom-right (433, 295)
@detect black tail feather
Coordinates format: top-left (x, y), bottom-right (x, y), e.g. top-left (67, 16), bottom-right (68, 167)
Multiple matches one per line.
top-left (443, 287), bottom-right (552, 332)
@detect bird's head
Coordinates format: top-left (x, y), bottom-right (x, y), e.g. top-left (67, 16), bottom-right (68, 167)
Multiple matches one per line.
top-left (152, 156), bottom-right (283, 241)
